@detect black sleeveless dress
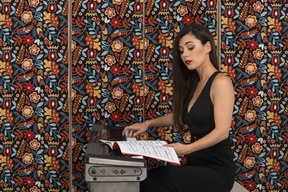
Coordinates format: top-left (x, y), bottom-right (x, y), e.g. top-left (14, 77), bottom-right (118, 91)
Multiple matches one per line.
top-left (141, 71), bottom-right (235, 192)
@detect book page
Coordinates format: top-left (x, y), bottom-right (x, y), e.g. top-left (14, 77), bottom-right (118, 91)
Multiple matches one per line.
top-left (99, 140), bottom-right (117, 150)
top-left (116, 140), bottom-right (180, 165)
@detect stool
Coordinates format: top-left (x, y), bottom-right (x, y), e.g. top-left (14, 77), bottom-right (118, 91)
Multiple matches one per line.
top-left (231, 182), bottom-right (248, 192)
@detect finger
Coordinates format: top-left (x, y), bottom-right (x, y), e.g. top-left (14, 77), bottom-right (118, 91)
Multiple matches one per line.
top-left (122, 127), bottom-right (128, 136)
top-left (122, 126), bottom-right (135, 136)
top-left (128, 130), bottom-right (135, 137)
top-left (164, 144), bottom-right (175, 147)
top-left (133, 130), bottom-right (143, 137)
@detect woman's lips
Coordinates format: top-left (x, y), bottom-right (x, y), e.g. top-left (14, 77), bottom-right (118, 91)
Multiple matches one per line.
top-left (185, 60), bottom-right (192, 64)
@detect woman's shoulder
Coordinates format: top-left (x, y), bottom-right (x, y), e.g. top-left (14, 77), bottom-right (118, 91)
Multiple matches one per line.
top-left (212, 73), bottom-right (234, 93)
top-left (214, 73), bottom-right (233, 86)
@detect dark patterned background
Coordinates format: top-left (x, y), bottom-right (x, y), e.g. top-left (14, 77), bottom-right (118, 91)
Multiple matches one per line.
top-left (0, 0), bottom-right (287, 191)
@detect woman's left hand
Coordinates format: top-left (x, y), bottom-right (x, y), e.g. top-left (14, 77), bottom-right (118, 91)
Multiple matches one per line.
top-left (165, 143), bottom-right (188, 157)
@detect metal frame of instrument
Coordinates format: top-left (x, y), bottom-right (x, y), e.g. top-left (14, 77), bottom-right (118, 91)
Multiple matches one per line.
top-left (85, 124), bottom-right (147, 192)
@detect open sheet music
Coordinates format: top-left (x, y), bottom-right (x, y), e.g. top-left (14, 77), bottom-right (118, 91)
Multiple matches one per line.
top-left (100, 139), bottom-right (180, 165)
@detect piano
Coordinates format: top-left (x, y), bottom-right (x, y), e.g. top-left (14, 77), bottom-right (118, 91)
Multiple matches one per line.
top-left (85, 124), bottom-right (147, 192)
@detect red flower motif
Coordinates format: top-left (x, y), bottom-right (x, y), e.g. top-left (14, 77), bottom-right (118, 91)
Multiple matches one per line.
top-left (111, 111), bottom-right (122, 123)
top-left (182, 14), bottom-right (194, 25)
top-left (110, 64), bottom-right (122, 76)
top-left (23, 82), bottom-right (35, 94)
top-left (111, 16), bottom-right (122, 28)
top-left (23, 176), bottom-right (35, 188)
top-left (24, 129), bottom-right (35, 141)
top-left (244, 179), bottom-right (256, 191)
top-left (246, 39), bottom-right (258, 51)
top-left (246, 86), bottom-right (258, 98)
top-left (246, 132), bottom-right (257, 145)
top-left (23, 34), bottom-right (34, 47)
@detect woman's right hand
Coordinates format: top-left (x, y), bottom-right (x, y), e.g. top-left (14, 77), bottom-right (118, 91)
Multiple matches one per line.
top-left (122, 121), bottom-right (150, 137)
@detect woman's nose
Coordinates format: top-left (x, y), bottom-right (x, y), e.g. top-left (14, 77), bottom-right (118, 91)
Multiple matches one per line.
top-left (182, 50), bottom-right (188, 57)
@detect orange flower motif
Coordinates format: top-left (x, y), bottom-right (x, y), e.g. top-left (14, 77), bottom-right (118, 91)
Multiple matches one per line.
top-left (85, 35), bottom-right (93, 49)
top-left (177, 5), bottom-right (188, 16)
top-left (253, 2), bottom-right (264, 12)
top-left (29, 186), bottom-right (40, 192)
top-left (71, 89), bottom-right (76, 100)
top-left (244, 156), bottom-right (255, 168)
top-left (112, 87), bottom-right (123, 99)
top-left (71, 40), bottom-right (76, 51)
top-left (275, 20), bottom-right (282, 33)
top-left (52, 157), bottom-right (60, 171)
top-left (21, 11), bottom-right (33, 22)
top-left (23, 153), bottom-right (34, 165)
top-left (245, 15), bottom-right (257, 27)
top-left (252, 96), bottom-right (263, 107)
top-left (228, 66), bottom-right (236, 82)
top-left (29, 0), bottom-right (39, 7)
top-left (183, 132), bottom-right (191, 144)
top-left (22, 58), bottom-right (33, 70)
top-left (112, 0), bottom-right (123, 5)
top-left (105, 55), bottom-right (116, 66)
top-left (112, 40), bottom-right (123, 52)
top-left (245, 110), bottom-right (256, 122)
top-left (105, 7), bottom-right (116, 18)
top-left (29, 92), bottom-right (40, 103)
top-left (253, 49), bottom-right (264, 60)
top-left (228, 18), bottom-right (236, 33)
top-left (85, 82), bottom-right (94, 96)
top-left (29, 44), bottom-right (40, 55)
top-left (30, 139), bottom-right (40, 150)
top-left (105, 102), bottom-right (116, 113)
top-left (157, 127), bottom-right (166, 140)
top-left (22, 106), bottom-right (34, 118)
top-left (245, 63), bottom-right (257, 74)
top-left (252, 143), bottom-right (262, 153)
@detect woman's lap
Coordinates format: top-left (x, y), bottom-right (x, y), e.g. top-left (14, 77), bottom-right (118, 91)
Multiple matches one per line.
top-left (140, 165), bottom-right (233, 192)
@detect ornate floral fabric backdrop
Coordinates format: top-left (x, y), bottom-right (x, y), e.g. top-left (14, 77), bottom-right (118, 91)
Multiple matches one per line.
top-left (221, 0), bottom-right (288, 191)
top-left (0, 0), bottom-right (70, 191)
top-left (0, 0), bottom-right (287, 191)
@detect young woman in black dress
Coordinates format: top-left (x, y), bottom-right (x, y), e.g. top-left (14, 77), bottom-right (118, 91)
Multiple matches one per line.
top-left (123, 23), bottom-right (235, 192)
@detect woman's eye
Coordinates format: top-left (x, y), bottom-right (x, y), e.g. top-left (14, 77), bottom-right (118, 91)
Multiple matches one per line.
top-left (188, 47), bottom-right (194, 50)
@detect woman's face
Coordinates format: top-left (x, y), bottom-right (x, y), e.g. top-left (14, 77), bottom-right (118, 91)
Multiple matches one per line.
top-left (178, 33), bottom-right (211, 70)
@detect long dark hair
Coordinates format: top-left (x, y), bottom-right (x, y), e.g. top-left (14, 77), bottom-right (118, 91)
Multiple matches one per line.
top-left (172, 23), bottom-right (219, 126)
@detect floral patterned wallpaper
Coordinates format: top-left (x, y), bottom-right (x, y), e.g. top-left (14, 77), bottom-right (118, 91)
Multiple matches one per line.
top-left (0, 0), bottom-right (70, 191)
top-left (221, 0), bottom-right (288, 191)
top-left (0, 0), bottom-right (288, 191)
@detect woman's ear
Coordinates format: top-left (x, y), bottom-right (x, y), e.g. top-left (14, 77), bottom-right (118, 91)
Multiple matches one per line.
top-left (205, 41), bottom-right (212, 53)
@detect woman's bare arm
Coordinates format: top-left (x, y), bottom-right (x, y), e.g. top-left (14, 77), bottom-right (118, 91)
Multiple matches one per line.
top-left (122, 113), bottom-right (174, 137)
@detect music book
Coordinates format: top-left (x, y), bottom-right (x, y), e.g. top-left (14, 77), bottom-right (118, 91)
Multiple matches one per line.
top-left (100, 139), bottom-right (180, 165)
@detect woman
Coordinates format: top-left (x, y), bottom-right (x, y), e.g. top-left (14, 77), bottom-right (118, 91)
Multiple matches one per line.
top-left (122, 23), bottom-right (235, 192)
